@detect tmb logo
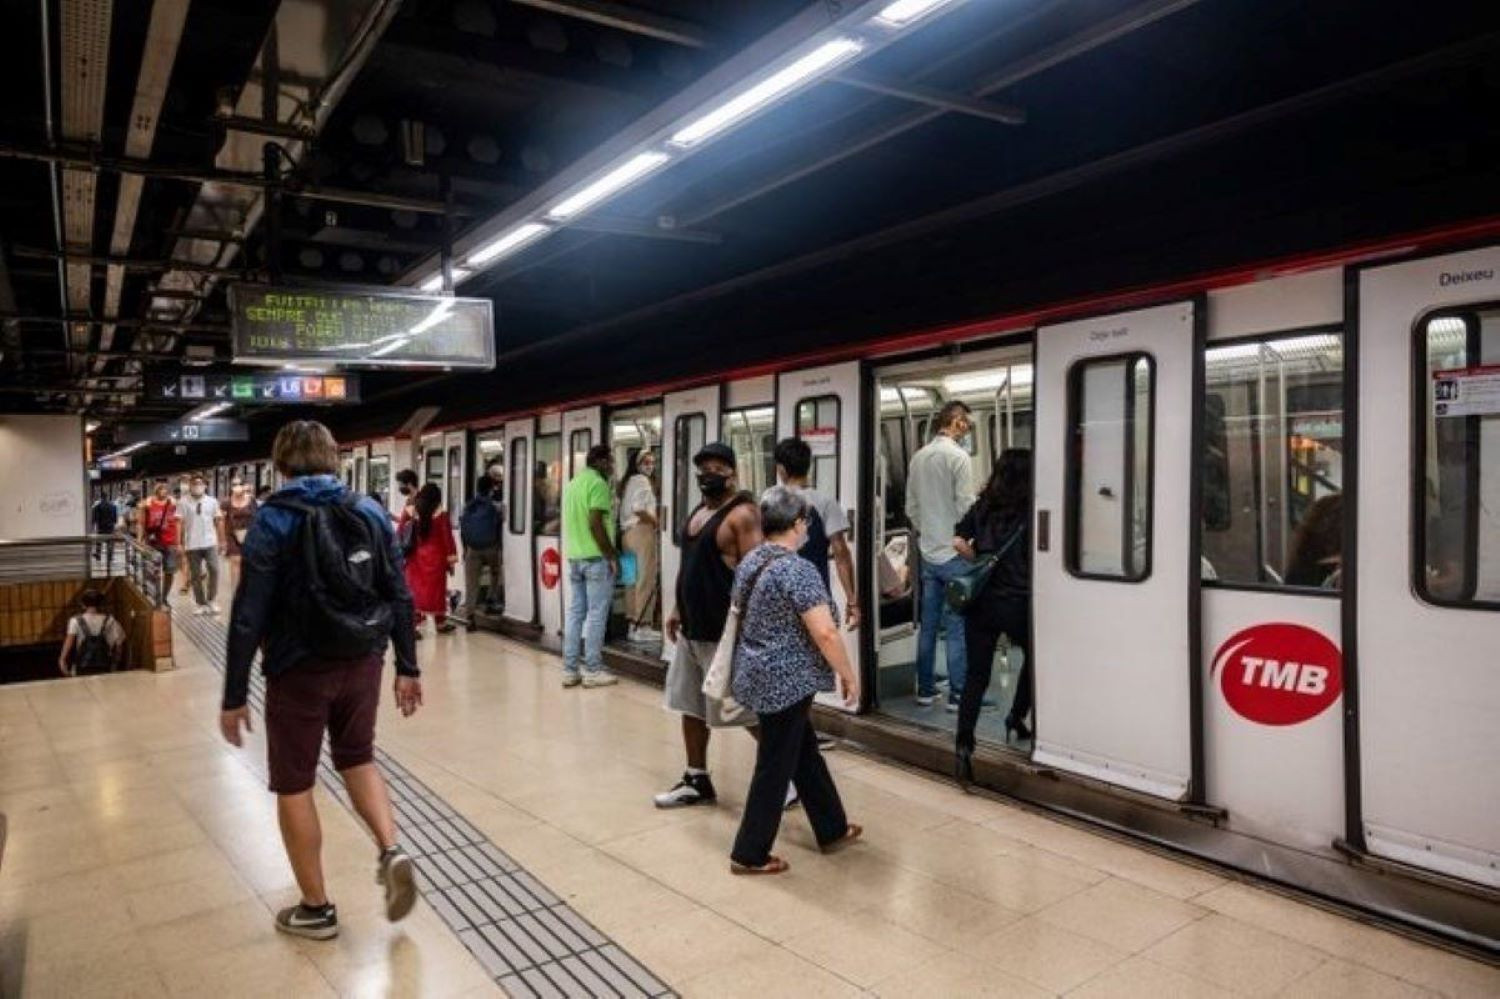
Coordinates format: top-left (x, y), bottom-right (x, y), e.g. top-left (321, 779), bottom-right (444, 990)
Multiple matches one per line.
top-left (1212, 623), bottom-right (1341, 726)
top-left (539, 547), bottom-right (562, 590)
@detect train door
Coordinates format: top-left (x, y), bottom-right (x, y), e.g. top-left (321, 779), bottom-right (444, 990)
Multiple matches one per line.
top-left (535, 414), bottom-right (565, 642)
top-left (661, 386), bottom-right (721, 665)
top-left (606, 403), bottom-right (664, 658)
top-left (871, 342), bottom-right (1033, 743)
top-left (502, 419), bottom-right (537, 626)
top-left (1354, 247), bottom-right (1500, 887)
top-left (778, 362), bottom-right (862, 710)
top-left (339, 449), bottom-right (356, 490)
top-left (1033, 301), bottom-right (1198, 799)
top-left (558, 407), bottom-right (603, 642)
top-left (1201, 270), bottom-right (1347, 853)
top-left (443, 430), bottom-right (469, 613)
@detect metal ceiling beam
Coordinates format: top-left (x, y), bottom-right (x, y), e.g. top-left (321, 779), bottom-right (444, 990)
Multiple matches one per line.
top-left (2, 312), bottom-right (229, 334)
top-left (683, 0), bottom-right (1204, 226)
top-left (507, 0), bottom-right (712, 49)
top-left (566, 215), bottom-right (722, 244)
top-left (830, 70), bottom-right (1026, 125)
top-left (13, 246), bottom-right (250, 279)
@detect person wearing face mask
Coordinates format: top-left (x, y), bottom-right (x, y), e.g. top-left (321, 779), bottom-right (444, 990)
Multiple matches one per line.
top-left (395, 469), bottom-right (419, 523)
top-left (139, 478), bottom-right (183, 598)
top-left (655, 443), bottom-right (763, 809)
top-left (617, 449), bottom-right (660, 642)
top-left (178, 474), bottom-right (227, 615)
top-left (224, 476), bottom-right (259, 594)
top-left (906, 400), bottom-right (977, 711)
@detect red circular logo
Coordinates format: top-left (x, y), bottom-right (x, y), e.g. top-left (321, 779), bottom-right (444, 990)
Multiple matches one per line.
top-left (1212, 623), bottom-right (1342, 726)
top-left (539, 547), bottom-right (561, 590)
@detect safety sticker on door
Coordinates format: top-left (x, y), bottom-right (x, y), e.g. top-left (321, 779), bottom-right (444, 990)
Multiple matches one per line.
top-left (1212, 623), bottom-right (1341, 726)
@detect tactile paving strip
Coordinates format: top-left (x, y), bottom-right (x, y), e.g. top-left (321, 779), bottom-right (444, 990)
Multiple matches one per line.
top-left (175, 610), bottom-right (673, 998)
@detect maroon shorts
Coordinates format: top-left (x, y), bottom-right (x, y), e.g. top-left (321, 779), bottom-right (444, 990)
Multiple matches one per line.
top-left (265, 655), bottom-right (383, 794)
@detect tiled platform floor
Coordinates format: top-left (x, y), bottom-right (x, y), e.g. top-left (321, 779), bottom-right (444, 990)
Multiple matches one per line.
top-left (2, 604), bottom-right (1497, 997)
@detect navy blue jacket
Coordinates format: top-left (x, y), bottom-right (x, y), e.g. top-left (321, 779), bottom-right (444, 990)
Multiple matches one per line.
top-left (223, 475), bottom-right (418, 710)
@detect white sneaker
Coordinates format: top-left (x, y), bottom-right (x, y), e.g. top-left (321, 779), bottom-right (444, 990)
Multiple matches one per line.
top-left (582, 672), bottom-right (618, 688)
top-left (194, 605), bottom-right (211, 616)
top-left (634, 626), bottom-right (661, 641)
top-left (208, 604), bottom-right (221, 616)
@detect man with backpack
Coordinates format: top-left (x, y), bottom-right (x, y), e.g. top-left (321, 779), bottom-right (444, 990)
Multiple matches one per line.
top-left (57, 588), bottom-right (124, 675)
top-left (220, 420), bottom-right (422, 941)
top-left (459, 473), bottom-right (504, 631)
top-left (137, 479), bottom-right (182, 596)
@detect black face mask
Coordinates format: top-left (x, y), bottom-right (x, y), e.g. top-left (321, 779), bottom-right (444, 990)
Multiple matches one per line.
top-left (697, 472), bottom-right (730, 499)
top-left (399, 485), bottom-right (413, 497)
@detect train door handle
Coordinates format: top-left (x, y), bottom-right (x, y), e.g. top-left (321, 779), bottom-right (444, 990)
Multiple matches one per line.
top-left (1037, 509), bottom-right (1051, 552)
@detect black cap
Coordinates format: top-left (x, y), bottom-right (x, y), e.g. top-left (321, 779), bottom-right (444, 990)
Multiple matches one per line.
top-left (692, 442), bottom-right (736, 468)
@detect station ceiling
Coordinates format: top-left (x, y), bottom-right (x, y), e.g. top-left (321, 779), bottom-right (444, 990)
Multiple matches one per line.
top-left (2, 0), bottom-right (1499, 471)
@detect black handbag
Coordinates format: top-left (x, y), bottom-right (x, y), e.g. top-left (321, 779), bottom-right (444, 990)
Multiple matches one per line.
top-left (944, 526), bottom-right (1024, 613)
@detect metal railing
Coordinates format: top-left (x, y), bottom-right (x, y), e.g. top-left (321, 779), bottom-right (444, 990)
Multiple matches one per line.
top-left (0, 534), bottom-right (166, 607)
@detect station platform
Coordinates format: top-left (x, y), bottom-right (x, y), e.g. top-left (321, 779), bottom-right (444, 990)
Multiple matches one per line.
top-left (1, 604), bottom-right (1496, 998)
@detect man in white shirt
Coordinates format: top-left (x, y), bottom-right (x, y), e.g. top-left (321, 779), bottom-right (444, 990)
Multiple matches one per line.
top-left (906, 400), bottom-right (977, 709)
top-left (179, 474), bottom-right (227, 615)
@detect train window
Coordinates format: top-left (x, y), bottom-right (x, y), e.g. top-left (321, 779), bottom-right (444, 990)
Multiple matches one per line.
top-left (568, 429), bottom-right (592, 479)
top-left (1201, 331), bottom-right (1345, 589)
top-left (368, 456), bottom-right (391, 508)
top-left (1415, 308), bottom-right (1500, 608)
top-left (721, 406), bottom-right (775, 497)
top-left (673, 413), bottom-right (707, 539)
top-left (508, 438), bottom-right (528, 534)
top-left (446, 445), bottom-right (464, 509)
top-left (1067, 354), bottom-right (1153, 580)
top-left (795, 396), bottom-right (841, 500)
top-left (534, 434), bottom-right (562, 536)
top-left (424, 449), bottom-right (443, 485)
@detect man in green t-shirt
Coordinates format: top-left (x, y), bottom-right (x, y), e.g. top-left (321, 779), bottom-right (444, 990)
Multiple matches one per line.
top-left (560, 444), bottom-right (620, 687)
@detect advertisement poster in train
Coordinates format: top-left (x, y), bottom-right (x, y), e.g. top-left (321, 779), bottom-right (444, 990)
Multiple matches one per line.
top-left (1211, 622), bottom-right (1341, 726)
top-left (1432, 364), bottom-right (1500, 417)
top-left (802, 426), bottom-right (837, 457)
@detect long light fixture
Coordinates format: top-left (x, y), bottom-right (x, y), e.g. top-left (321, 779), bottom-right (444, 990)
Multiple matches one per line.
top-left (466, 223), bottom-right (551, 267)
top-left (872, 0), bottom-right (961, 29)
top-left (547, 152), bottom-right (672, 220)
top-left (188, 402), bottom-right (232, 421)
top-left (420, 268), bottom-right (472, 293)
top-left (669, 37), bottom-right (864, 148)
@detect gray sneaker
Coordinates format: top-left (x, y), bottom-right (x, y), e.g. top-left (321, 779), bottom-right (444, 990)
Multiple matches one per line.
top-left (275, 902), bottom-right (338, 940)
top-left (582, 672), bottom-right (618, 688)
top-left (561, 673), bottom-right (583, 688)
top-left (377, 846), bottom-right (417, 922)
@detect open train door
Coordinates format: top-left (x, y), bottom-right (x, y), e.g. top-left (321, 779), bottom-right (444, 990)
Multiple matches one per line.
top-left (777, 362), bottom-right (862, 711)
top-left (660, 385), bottom-right (721, 665)
top-left (1353, 247), bottom-right (1500, 887)
top-left (442, 430), bottom-right (469, 614)
top-left (502, 419), bottom-right (536, 626)
top-left (558, 407), bottom-right (603, 640)
top-left (1033, 301), bottom-right (1199, 799)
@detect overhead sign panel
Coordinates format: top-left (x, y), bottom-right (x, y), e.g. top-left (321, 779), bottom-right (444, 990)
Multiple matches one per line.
top-left (114, 420), bottom-right (251, 444)
top-left (98, 456), bottom-right (132, 471)
top-left (146, 371), bottom-right (361, 405)
top-left (229, 283), bottom-right (495, 370)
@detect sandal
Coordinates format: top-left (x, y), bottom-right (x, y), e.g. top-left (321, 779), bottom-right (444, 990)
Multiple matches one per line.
top-left (729, 856), bottom-right (789, 876)
top-left (820, 823), bottom-right (863, 855)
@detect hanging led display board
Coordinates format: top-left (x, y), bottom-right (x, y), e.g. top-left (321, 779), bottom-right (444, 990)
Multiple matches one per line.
top-left (228, 284), bottom-right (495, 370)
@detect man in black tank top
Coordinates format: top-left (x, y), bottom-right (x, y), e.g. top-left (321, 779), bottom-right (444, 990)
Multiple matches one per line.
top-left (654, 443), bottom-right (763, 809)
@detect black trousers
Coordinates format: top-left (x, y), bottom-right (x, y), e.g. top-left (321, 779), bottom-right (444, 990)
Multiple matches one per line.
top-left (956, 596), bottom-right (1033, 752)
top-left (731, 695), bottom-right (848, 867)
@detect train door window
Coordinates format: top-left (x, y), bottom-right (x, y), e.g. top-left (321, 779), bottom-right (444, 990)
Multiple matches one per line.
top-left (424, 449), bottom-right (444, 485)
top-left (369, 456), bottom-right (391, 508)
top-left (1067, 354), bottom-right (1154, 580)
top-left (608, 405), bottom-right (663, 482)
top-left (354, 456), bottom-right (367, 495)
top-left (508, 438), bottom-right (529, 534)
top-left (534, 435), bottom-right (562, 535)
top-left (1200, 331), bottom-right (1344, 588)
top-left (721, 406), bottom-right (775, 497)
top-left (568, 429), bottom-right (592, 481)
top-left (446, 445), bottom-right (464, 508)
top-left (1416, 308), bottom-right (1500, 607)
top-left (795, 396), bottom-right (841, 500)
top-left (673, 413), bottom-right (707, 538)
top-left (477, 431), bottom-right (505, 481)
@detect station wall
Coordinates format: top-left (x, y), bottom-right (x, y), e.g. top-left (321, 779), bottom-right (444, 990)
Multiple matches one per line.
top-left (0, 415), bottom-right (87, 540)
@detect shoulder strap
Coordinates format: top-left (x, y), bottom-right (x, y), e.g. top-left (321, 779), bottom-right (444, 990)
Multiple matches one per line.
top-left (735, 549), bottom-right (787, 614)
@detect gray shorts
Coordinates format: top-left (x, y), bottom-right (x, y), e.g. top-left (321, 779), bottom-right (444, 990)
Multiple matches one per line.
top-left (664, 637), bottom-right (754, 728)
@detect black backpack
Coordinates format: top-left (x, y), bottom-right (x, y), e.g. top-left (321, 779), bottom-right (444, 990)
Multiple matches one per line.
top-left (70, 615), bottom-right (114, 673)
top-left (459, 495), bottom-right (500, 549)
top-left (269, 496), bottom-right (396, 658)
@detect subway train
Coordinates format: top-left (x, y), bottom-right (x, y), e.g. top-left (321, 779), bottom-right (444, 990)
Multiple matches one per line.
top-left (108, 224), bottom-right (1500, 952)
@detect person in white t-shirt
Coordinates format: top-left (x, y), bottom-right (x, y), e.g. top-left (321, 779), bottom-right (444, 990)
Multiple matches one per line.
top-left (618, 450), bottom-right (660, 641)
top-left (58, 588), bottom-right (125, 675)
top-left (178, 474), bottom-right (227, 615)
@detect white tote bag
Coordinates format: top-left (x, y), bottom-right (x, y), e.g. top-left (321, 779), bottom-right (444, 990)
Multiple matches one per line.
top-left (702, 551), bottom-right (784, 722)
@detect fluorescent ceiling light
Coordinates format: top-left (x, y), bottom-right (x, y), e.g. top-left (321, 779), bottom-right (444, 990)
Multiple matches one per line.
top-left (188, 402), bottom-right (231, 421)
top-left (467, 223), bottom-right (551, 266)
top-left (408, 300), bottom-right (455, 336)
top-left (547, 152), bottom-right (671, 220)
top-left (944, 367), bottom-right (1033, 394)
top-left (873, 0), bottom-right (962, 28)
top-left (85, 421), bottom-right (100, 434)
top-left (669, 37), bottom-right (864, 148)
top-left (370, 336), bottom-right (413, 358)
top-left (420, 268), bottom-right (472, 293)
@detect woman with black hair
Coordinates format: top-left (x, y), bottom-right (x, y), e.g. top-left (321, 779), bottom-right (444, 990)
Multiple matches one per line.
top-left (617, 449), bottom-right (660, 640)
top-left (404, 483), bottom-right (458, 636)
top-left (953, 449), bottom-right (1034, 786)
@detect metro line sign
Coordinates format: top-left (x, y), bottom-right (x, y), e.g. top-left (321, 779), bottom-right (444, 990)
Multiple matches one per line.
top-left (1212, 623), bottom-right (1342, 726)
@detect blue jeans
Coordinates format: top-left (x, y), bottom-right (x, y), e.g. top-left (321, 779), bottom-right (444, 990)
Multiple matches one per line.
top-left (563, 557), bottom-right (614, 675)
top-left (916, 555), bottom-right (968, 699)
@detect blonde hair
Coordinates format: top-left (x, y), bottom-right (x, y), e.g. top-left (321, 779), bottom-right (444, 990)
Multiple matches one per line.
top-left (272, 420), bottom-right (340, 477)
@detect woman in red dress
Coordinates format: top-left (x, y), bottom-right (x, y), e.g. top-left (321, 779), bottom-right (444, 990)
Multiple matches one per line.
top-left (403, 483), bottom-right (458, 636)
